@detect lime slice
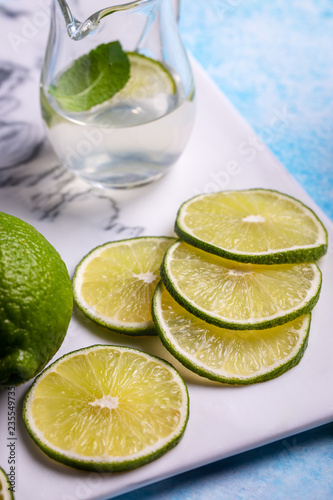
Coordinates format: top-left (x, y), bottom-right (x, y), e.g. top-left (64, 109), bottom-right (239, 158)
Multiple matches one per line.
top-left (153, 283), bottom-right (311, 385)
top-left (0, 467), bottom-right (14, 500)
top-left (161, 241), bottom-right (322, 330)
top-left (175, 189), bottom-right (328, 264)
top-left (73, 237), bottom-right (175, 335)
top-left (116, 52), bottom-right (176, 101)
top-left (23, 345), bottom-right (189, 471)
top-left (0, 468), bottom-right (13, 500)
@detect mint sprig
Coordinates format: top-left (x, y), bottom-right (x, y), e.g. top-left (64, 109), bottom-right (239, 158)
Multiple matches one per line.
top-left (50, 41), bottom-right (130, 112)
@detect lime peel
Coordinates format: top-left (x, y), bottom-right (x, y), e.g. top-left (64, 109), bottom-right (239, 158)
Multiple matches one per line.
top-left (0, 212), bottom-right (73, 388)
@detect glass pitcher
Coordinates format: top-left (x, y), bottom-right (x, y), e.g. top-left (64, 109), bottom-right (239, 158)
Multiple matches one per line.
top-left (41, 0), bottom-right (195, 189)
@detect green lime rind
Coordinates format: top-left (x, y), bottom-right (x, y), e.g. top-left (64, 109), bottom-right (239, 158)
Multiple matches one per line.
top-left (74, 312), bottom-right (158, 336)
top-left (0, 466), bottom-right (14, 500)
top-left (160, 241), bottom-right (322, 331)
top-left (175, 189), bottom-right (328, 265)
top-left (152, 282), bottom-right (311, 385)
top-left (22, 422), bottom-right (186, 473)
top-left (23, 344), bottom-right (189, 472)
top-left (73, 236), bottom-right (176, 336)
top-left (74, 302), bottom-right (157, 337)
top-left (176, 223), bottom-right (327, 265)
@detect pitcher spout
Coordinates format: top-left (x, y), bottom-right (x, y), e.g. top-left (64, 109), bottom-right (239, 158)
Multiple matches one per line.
top-left (55, 0), bottom-right (156, 41)
top-left (55, 0), bottom-right (100, 40)
top-left (55, 0), bottom-right (79, 39)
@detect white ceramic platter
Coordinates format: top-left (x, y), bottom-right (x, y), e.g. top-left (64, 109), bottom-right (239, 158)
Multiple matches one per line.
top-left (0, 59), bottom-right (332, 500)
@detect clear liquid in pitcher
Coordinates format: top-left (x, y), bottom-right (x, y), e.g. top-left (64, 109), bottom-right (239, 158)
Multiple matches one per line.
top-left (41, 63), bottom-right (195, 189)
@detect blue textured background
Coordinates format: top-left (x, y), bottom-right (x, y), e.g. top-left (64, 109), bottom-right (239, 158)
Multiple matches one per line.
top-left (180, 0), bottom-right (333, 219)
top-left (115, 1), bottom-right (333, 498)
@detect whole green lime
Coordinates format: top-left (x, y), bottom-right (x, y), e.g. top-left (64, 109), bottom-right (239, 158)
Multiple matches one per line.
top-left (0, 212), bottom-right (73, 388)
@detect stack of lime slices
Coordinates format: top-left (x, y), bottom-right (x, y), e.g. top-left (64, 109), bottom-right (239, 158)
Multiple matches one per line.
top-left (22, 188), bottom-right (328, 473)
top-left (152, 189), bottom-right (327, 384)
top-left (72, 188), bottom-right (327, 385)
top-left (71, 188), bottom-right (327, 385)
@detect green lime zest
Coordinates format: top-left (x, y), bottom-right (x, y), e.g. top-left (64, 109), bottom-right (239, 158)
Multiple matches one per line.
top-left (0, 212), bottom-right (73, 388)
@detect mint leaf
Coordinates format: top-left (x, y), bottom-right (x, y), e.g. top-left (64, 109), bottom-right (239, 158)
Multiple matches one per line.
top-left (50, 41), bottom-right (130, 112)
